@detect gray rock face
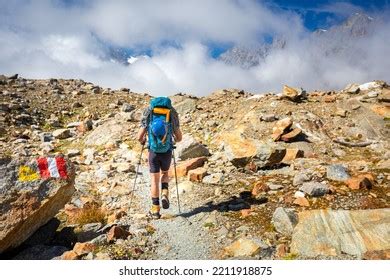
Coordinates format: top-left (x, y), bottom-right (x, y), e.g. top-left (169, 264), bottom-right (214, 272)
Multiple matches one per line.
top-left (52, 128), bottom-right (71, 139)
top-left (175, 134), bottom-right (209, 160)
top-left (271, 207), bottom-right (298, 236)
top-left (327, 164), bottom-right (351, 181)
top-left (299, 182), bottom-right (329, 197)
top-left (0, 157), bottom-right (75, 253)
top-left (84, 119), bottom-right (128, 146)
top-left (202, 173), bottom-right (224, 185)
top-left (253, 145), bottom-right (286, 169)
top-left (291, 209), bottom-right (390, 258)
top-left (121, 103), bottom-right (135, 112)
top-left (174, 98), bottom-right (197, 115)
top-left (293, 173), bottom-right (312, 186)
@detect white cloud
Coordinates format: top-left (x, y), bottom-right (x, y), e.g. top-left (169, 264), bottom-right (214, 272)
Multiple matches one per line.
top-left (0, 0), bottom-right (389, 96)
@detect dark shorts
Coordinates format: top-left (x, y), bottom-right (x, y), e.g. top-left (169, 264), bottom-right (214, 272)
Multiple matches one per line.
top-left (148, 150), bottom-right (172, 173)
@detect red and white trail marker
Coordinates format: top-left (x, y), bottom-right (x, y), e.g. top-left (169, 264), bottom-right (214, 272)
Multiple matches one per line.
top-left (37, 156), bottom-right (68, 179)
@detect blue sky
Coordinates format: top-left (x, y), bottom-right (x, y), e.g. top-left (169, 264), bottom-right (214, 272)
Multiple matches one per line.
top-left (269, 0), bottom-right (389, 29)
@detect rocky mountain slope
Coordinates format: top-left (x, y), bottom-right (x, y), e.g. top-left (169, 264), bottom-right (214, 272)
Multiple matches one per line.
top-left (0, 73), bottom-right (389, 260)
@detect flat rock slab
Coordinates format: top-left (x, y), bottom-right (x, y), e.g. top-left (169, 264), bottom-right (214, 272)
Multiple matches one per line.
top-left (291, 209), bottom-right (390, 258)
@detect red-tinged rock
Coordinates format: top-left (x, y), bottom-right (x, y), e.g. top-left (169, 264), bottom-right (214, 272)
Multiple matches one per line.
top-left (61, 250), bottom-right (79, 260)
top-left (346, 174), bottom-right (374, 190)
top-left (275, 244), bottom-right (288, 258)
top-left (169, 157), bottom-right (207, 177)
top-left (241, 209), bottom-right (253, 218)
top-left (272, 117), bottom-right (293, 141)
top-left (281, 128), bottom-right (302, 142)
top-left (293, 197), bottom-right (310, 207)
top-left (188, 167), bottom-right (207, 182)
top-left (107, 226), bottom-right (129, 243)
top-left (77, 119), bottom-right (93, 133)
top-left (73, 242), bottom-right (96, 256)
top-left (252, 182), bottom-right (269, 196)
top-left (282, 148), bottom-right (304, 162)
top-left (324, 95), bottom-right (337, 102)
top-left (363, 249), bottom-right (390, 260)
top-left (283, 195), bottom-right (294, 204)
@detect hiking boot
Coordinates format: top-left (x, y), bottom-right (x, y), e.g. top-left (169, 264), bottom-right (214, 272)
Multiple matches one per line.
top-left (161, 189), bottom-right (170, 209)
top-left (148, 205), bottom-right (161, 219)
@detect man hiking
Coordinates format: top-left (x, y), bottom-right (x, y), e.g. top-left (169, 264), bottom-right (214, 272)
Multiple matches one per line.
top-left (137, 97), bottom-right (182, 219)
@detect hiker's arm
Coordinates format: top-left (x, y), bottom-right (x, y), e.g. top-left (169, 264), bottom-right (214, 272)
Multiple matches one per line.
top-left (173, 128), bottom-right (182, 142)
top-left (171, 108), bottom-right (182, 142)
top-left (137, 127), bottom-right (147, 144)
top-left (138, 108), bottom-right (150, 145)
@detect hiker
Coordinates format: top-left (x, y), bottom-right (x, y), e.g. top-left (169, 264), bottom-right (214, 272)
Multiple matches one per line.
top-left (137, 97), bottom-right (182, 219)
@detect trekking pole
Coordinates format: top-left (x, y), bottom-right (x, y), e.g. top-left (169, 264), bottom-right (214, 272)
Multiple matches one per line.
top-left (129, 142), bottom-right (145, 214)
top-left (172, 147), bottom-right (181, 214)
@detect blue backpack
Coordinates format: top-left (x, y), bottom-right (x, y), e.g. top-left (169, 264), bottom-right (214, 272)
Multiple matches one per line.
top-left (148, 97), bottom-right (173, 153)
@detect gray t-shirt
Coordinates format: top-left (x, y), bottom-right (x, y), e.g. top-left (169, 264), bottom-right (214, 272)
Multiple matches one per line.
top-left (140, 107), bottom-right (180, 132)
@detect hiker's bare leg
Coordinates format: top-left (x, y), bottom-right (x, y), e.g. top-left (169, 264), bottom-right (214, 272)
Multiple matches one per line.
top-left (150, 172), bottom-right (160, 199)
top-left (161, 170), bottom-right (169, 184)
top-left (161, 170), bottom-right (170, 209)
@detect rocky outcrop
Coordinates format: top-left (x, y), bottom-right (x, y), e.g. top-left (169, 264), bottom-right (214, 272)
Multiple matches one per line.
top-left (0, 156), bottom-right (75, 253)
top-left (84, 119), bottom-right (129, 147)
top-left (175, 134), bottom-right (210, 160)
top-left (291, 209), bottom-right (390, 258)
top-left (221, 132), bottom-right (286, 169)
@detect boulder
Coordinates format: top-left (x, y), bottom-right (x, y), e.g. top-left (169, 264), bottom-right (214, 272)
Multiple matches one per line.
top-left (222, 133), bottom-right (259, 167)
top-left (188, 167), bottom-right (207, 182)
top-left (224, 238), bottom-right (262, 257)
top-left (344, 83), bottom-right (360, 94)
top-left (272, 117), bottom-right (293, 141)
top-left (174, 98), bottom-right (197, 115)
top-left (359, 81), bottom-right (383, 92)
top-left (252, 144), bottom-right (286, 169)
top-left (77, 119), bottom-right (93, 133)
top-left (107, 226), bottom-right (129, 243)
top-left (52, 128), bottom-right (71, 139)
top-left (293, 173), bottom-right (312, 186)
top-left (84, 119), bottom-right (128, 146)
top-left (169, 157), bottom-right (206, 177)
top-left (177, 181), bottom-right (194, 194)
top-left (378, 88), bottom-right (390, 103)
top-left (326, 164), bottom-right (350, 181)
top-left (293, 197), bottom-right (310, 207)
top-left (271, 207), bottom-right (298, 236)
top-left (260, 114), bottom-right (277, 122)
top-left (0, 156), bottom-right (75, 253)
top-left (121, 103), bottom-right (135, 112)
top-left (175, 134), bottom-right (209, 160)
top-left (363, 250), bottom-right (390, 260)
top-left (282, 85), bottom-right (306, 102)
top-left (299, 182), bottom-right (329, 197)
top-left (202, 173), bottom-right (224, 185)
top-left (73, 242), bottom-right (96, 256)
top-left (282, 148), bottom-right (304, 163)
top-left (290, 209), bottom-right (390, 258)
top-left (346, 174), bottom-right (374, 190)
top-left (280, 128), bottom-right (302, 142)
